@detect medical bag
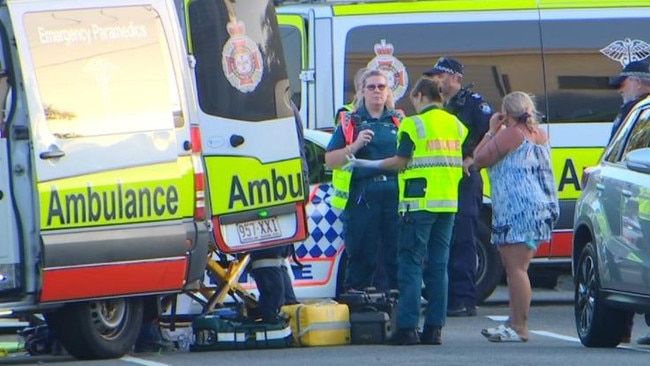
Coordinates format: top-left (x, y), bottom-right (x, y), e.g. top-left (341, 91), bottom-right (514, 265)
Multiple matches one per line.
top-left (337, 289), bottom-right (398, 344)
top-left (280, 301), bottom-right (351, 347)
top-left (190, 309), bottom-right (292, 351)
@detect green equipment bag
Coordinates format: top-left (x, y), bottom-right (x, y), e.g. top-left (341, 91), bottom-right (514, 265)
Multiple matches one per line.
top-left (190, 311), bottom-right (292, 351)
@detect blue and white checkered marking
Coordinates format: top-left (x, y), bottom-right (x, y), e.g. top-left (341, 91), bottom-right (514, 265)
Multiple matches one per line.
top-left (295, 184), bottom-right (344, 259)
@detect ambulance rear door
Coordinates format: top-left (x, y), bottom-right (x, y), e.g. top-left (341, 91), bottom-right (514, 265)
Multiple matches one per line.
top-left (184, 0), bottom-right (308, 254)
top-left (278, 12), bottom-right (312, 128)
top-left (0, 134), bottom-right (20, 294)
top-left (8, 0), bottom-right (196, 301)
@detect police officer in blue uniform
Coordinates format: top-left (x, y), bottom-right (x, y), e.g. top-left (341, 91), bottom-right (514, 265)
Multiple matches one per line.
top-left (608, 60), bottom-right (650, 143)
top-left (424, 57), bottom-right (492, 316)
top-left (325, 69), bottom-right (403, 292)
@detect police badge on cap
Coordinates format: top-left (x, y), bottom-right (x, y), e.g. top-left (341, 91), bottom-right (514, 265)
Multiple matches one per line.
top-left (423, 57), bottom-right (464, 77)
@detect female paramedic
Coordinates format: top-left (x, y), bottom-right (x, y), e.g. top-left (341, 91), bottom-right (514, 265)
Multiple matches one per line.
top-left (324, 68), bottom-right (404, 293)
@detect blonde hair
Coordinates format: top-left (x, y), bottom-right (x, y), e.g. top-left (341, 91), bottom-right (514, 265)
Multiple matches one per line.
top-left (502, 91), bottom-right (539, 131)
top-left (354, 69), bottom-right (395, 110)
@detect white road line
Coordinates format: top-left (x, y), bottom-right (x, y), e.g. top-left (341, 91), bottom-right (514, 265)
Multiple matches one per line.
top-left (121, 356), bottom-right (171, 366)
top-left (531, 330), bottom-right (650, 353)
top-left (531, 330), bottom-right (581, 342)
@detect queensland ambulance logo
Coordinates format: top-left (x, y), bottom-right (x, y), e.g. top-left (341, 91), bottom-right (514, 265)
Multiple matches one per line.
top-left (367, 39), bottom-right (408, 102)
top-left (600, 38), bottom-right (650, 66)
top-left (221, 20), bottom-right (263, 93)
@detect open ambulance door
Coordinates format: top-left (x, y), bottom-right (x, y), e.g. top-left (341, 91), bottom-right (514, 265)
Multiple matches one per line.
top-left (183, 0), bottom-right (308, 254)
top-left (0, 83), bottom-right (20, 295)
top-left (278, 13), bottom-right (313, 129)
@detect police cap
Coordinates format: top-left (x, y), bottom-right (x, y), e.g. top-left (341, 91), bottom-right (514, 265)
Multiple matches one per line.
top-left (423, 57), bottom-right (464, 77)
top-left (609, 60), bottom-right (650, 88)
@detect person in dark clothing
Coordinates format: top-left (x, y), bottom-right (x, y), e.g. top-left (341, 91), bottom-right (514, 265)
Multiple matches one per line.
top-left (424, 57), bottom-right (492, 317)
top-left (608, 60), bottom-right (650, 143)
top-left (249, 245), bottom-right (298, 322)
top-left (608, 60), bottom-right (650, 344)
top-left (325, 69), bottom-right (403, 292)
top-left (248, 100), bottom-right (305, 323)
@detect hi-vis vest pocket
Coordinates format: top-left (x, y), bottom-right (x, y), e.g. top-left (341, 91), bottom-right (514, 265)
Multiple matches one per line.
top-left (403, 178), bottom-right (427, 198)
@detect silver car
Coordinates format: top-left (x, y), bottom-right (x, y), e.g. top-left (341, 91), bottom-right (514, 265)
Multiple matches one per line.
top-left (573, 95), bottom-right (650, 347)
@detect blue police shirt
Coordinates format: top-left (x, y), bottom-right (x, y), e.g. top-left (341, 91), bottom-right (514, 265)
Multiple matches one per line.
top-left (327, 105), bottom-right (399, 180)
top-left (445, 88), bottom-right (492, 158)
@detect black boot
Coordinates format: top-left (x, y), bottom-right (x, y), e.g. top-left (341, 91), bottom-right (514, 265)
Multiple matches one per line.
top-left (388, 328), bottom-right (420, 345)
top-left (420, 325), bottom-right (442, 345)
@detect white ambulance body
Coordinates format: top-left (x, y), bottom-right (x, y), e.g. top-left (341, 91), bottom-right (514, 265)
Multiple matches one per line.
top-left (275, 0), bottom-right (650, 301)
top-left (0, 0), bottom-right (307, 359)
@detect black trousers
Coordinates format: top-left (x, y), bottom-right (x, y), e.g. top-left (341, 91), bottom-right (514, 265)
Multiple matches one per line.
top-left (251, 265), bottom-right (297, 322)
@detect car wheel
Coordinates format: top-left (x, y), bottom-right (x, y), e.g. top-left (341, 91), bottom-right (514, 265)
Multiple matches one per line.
top-left (476, 218), bottom-right (502, 304)
top-left (46, 297), bottom-right (143, 359)
top-left (574, 242), bottom-right (629, 347)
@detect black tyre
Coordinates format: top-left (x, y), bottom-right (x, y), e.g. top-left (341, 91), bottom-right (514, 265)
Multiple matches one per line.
top-left (476, 218), bottom-right (502, 304)
top-left (574, 243), bottom-right (629, 347)
top-left (46, 297), bottom-right (143, 359)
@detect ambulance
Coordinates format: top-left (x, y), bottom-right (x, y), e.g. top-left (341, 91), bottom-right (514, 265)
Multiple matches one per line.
top-left (0, 0), bottom-right (306, 359)
top-left (275, 0), bottom-right (650, 301)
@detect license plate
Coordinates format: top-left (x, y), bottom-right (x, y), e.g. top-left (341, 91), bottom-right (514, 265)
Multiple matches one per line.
top-left (236, 217), bottom-right (282, 244)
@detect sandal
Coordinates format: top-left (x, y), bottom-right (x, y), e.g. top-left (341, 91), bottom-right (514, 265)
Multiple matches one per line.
top-left (486, 326), bottom-right (528, 343)
top-left (481, 324), bottom-right (509, 338)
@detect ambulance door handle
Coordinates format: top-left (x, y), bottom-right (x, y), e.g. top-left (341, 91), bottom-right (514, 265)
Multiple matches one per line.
top-left (230, 134), bottom-right (245, 147)
top-left (39, 145), bottom-right (66, 160)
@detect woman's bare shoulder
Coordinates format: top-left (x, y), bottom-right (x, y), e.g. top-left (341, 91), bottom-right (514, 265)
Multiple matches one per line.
top-left (496, 125), bottom-right (525, 150)
top-left (532, 126), bottom-right (549, 144)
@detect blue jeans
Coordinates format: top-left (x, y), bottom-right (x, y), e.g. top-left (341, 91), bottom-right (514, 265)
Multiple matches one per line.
top-left (396, 211), bottom-right (455, 329)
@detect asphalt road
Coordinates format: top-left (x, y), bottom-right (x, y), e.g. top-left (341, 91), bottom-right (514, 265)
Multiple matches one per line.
top-left (3, 276), bottom-right (650, 366)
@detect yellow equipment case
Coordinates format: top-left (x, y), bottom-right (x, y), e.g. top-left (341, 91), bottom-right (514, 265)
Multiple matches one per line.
top-left (281, 301), bottom-right (351, 346)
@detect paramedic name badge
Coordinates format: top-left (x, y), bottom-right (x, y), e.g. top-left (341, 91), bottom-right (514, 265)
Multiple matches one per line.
top-left (222, 20), bottom-right (263, 93)
top-left (367, 39), bottom-right (408, 102)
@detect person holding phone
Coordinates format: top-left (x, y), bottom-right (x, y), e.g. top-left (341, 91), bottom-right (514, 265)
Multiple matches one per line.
top-left (325, 69), bottom-right (404, 293)
top-left (469, 91), bottom-right (559, 342)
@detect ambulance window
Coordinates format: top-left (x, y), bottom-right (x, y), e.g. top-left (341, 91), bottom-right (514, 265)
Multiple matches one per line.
top-left (304, 140), bottom-right (329, 184)
top-left (343, 20), bottom-right (542, 116)
top-left (540, 17), bottom-right (648, 123)
top-left (23, 7), bottom-right (183, 139)
top-left (280, 24), bottom-right (302, 109)
top-left (188, 0), bottom-right (293, 122)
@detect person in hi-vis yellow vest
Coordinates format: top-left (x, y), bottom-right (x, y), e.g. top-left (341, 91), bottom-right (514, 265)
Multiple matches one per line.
top-left (347, 77), bottom-right (467, 346)
top-left (325, 69), bottom-right (403, 293)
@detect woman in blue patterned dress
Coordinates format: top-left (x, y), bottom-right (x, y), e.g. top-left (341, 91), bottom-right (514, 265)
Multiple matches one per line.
top-left (468, 91), bottom-right (559, 342)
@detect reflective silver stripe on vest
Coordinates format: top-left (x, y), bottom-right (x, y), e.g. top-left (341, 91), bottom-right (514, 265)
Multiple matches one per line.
top-left (411, 115), bottom-right (426, 139)
top-left (457, 120), bottom-right (465, 138)
top-left (398, 200), bottom-right (458, 211)
top-left (333, 190), bottom-right (349, 199)
top-left (406, 156), bottom-right (463, 169)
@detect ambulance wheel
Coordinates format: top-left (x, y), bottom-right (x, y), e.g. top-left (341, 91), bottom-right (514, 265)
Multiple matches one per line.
top-left (46, 297), bottom-right (143, 360)
top-left (475, 219), bottom-right (502, 304)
